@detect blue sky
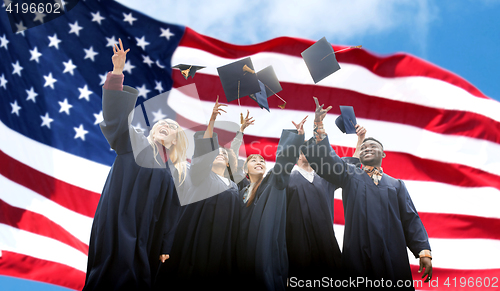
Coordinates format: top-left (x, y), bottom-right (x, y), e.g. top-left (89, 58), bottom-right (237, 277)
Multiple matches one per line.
top-left (2, 0), bottom-right (499, 290)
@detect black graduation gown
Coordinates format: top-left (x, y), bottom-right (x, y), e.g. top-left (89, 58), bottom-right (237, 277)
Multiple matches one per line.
top-left (285, 169), bottom-right (342, 279)
top-left (236, 129), bottom-right (304, 291)
top-left (154, 132), bottom-right (240, 290)
top-left (302, 137), bottom-right (431, 288)
top-left (83, 86), bottom-right (182, 290)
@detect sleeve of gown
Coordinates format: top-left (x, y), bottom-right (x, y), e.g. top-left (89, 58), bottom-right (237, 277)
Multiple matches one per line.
top-left (301, 136), bottom-right (351, 188)
top-left (230, 131), bottom-right (246, 183)
top-left (99, 85), bottom-right (139, 154)
top-left (398, 179), bottom-right (431, 258)
top-left (271, 129), bottom-right (305, 190)
top-left (189, 131), bottom-right (220, 186)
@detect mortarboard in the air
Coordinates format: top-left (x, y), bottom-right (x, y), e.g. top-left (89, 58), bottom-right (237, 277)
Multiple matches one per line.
top-left (217, 57), bottom-right (261, 103)
top-left (249, 65), bottom-right (284, 111)
top-left (172, 64), bottom-right (205, 79)
top-left (335, 105), bottom-right (357, 134)
top-left (301, 37), bottom-right (341, 83)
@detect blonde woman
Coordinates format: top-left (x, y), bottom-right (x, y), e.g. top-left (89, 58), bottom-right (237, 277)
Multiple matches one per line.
top-left (83, 40), bottom-right (186, 291)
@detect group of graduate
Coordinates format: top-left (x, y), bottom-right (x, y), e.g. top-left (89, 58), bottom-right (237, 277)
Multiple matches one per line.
top-left (82, 40), bottom-right (433, 291)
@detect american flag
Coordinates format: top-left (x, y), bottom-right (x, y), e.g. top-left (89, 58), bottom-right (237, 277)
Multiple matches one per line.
top-left (1, 0), bottom-right (499, 290)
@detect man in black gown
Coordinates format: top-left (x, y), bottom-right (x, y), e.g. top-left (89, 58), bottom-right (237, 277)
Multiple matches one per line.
top-left (300, 97), bottom-right (432, 289)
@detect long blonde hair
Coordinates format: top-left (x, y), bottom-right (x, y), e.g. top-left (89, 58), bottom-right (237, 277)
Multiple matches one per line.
top-left (147, 118), bottom-right (188, 185)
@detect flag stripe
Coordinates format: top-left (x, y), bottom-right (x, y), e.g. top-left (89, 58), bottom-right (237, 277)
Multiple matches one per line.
top-left (0, 200), bottom-right (89, 255)
top-left (0, 120), bottom-right (110, 195)
top-left (0, 251), bottom-right (86, 291)
top-left (0, 149), bottom-right (100, 218)
top-left (0, 174), bottom-right (93, 246)
top-left (331, 199), bottom-right (500, 240)
top-left (179, 27), bottom-right (489, 99)
top-left (0, 224), bottom-right (88, 273)
top-left (169, 89), bottom-right (500, 179)
top-left (172, 46), bottom-right (500, 122)
top-left (172, 72), bottom-right (500, 145)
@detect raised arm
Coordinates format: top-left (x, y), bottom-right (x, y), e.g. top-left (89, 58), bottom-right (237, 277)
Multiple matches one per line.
top-left (271, 116), bottom-right (308, 189)
top-left (203, 96), bottom-right (227, 138)
top-left (99, 39), bottom-right (140, 154)
top-left (352, 124), bottom-right (367, 158)
top-left (230, 110), bottom-right (254, 183)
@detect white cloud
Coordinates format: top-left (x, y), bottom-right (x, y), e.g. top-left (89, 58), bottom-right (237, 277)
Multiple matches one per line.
top-left (116, 0), bottom-right (438, 51)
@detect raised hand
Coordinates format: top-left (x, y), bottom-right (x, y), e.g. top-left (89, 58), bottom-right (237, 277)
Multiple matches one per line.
top-left (210, 96), bottom-right (228, 121)
top-left (292, 115), bottom-right (308, 135)
top-left (112, 38), bottom-right (130, 75)
top-left (240, 110), bottom-right (255, 132)
top-left (313, 96), bottom-right (332, 122)
top-left (353, 124), bottom-right (367, 158)
top-left (204, 96), bottom-right (228, 138)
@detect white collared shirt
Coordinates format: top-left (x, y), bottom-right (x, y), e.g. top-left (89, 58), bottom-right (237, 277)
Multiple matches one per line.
top-left (292, 164), bottom-right (315, 183)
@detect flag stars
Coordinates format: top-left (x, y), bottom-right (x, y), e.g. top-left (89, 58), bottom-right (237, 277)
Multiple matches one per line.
top-left (43, 72), bottom-right (57, 89)
top-left (63, 59), bottom-right (77, 75)
top-left (152, 109), bottom-right (167, 123)
top-left (137, 84), bottom-right (151, 99)
top-left (105, 36), bottom-right (119, 48)
top-left (74, 124), bottom-right (89, 141)
top-left (69, 21), bottom-right (83, 36)
top-left (99, 72), bottom-right (107, 85)
top-left (123, 12), bottom-right (137, 25)
top-left (12, 61), bottom-right (23, 77)
top-left (93, 111), bottom-right (103, 125)
top-left (160, 27), bottom-right (174, 40)
top-left (0, 74), bottom-right (7, 89)
top-left (0, 34), bottom-right (9, 50)
top-left (33, 11), bottom-right (46, 23)
top-left (48, 34), bottom-right (62, 49)
top-left (15, 21), bottom-right (27, 36)
top-left (26, 87), bottom-right (38, 102)
top-left (91, 11), bottom-right (105, 25)
top-left (123, 60), bottom-right (135, 74)
top-left (84, 46), bottom-right (98, 61)
top-left (40, 112), bottom-right (54, 128)
top-left (10, 100), bottom-right (21, 116)
top-left (135, 36), bottom-right (150, 50)
top-left (58, 98), bottom-right (73, 115)
top-left (155, 80), bottom-right (164, 93)
top-left (142, 55), bottom-right (154, 67)
top-left (29, 46), bottom-right (43, 63)
top-left (78, 84), bottom-right (93, 101)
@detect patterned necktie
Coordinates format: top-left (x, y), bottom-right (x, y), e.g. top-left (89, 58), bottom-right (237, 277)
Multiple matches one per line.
top-left (363, 165), bottom-right (384, 185)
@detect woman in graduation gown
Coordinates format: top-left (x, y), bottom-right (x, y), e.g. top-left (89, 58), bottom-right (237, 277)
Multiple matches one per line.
top-left (154, 99), bottom-right (252, 290)
top-left (285, 125), bottom-right (365, 280)
top-left (83, 41), bottom-right (187, 290)
top-left (236, 116), bottom-right (308, 291)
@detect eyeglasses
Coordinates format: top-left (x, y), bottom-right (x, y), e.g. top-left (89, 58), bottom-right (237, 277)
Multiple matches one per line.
top-left (156, 121), bottom-right (179, 130)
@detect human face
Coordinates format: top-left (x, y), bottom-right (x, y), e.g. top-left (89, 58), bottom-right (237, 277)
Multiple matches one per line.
top-left (246, 155), bottom-right (266, 177)
top-left (213, 148), bottom-right (229, 167)
top-left (359, 140), bottom-right (385, 166)
top-left (153, 119), bottom-right (179, 148)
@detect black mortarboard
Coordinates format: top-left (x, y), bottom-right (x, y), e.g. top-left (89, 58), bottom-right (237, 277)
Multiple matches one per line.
top-left (249, 80), bottom-right (270, 111)
top-left (335, 106), bottom-right (357, 134)
top-left (172, 64), bottom-right (205, 79)
top-left (301, 37), bottom-right (341, 83)
top-left (248, 66), bottom-right (283, 111)
top-left (217, 57), bottom-right (261, 103)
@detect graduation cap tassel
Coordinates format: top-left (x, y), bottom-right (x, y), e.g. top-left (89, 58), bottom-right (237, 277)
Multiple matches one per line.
top-left (242, 64), bottom-right (255, 75)
top-left (264, 83), bottom-right (287, 109)
top-left (237, 80), bottom-right (244, 124)
top-left (180, 65), bottom-right (192, 78)
top-left (320, 45), bottom-right (362, 61)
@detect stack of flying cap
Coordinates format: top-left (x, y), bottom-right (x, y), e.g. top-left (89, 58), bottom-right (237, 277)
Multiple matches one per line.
top-left (301, 37), bottom-right (341, 83)
top-left (172, 64), bottom-right (206, 79)
top-left (217, 57), bottom-right (261, 103)
top-left (335, 105), bottom-right (357, 134)
top-left (249, 65), bottom-right (284, 111)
